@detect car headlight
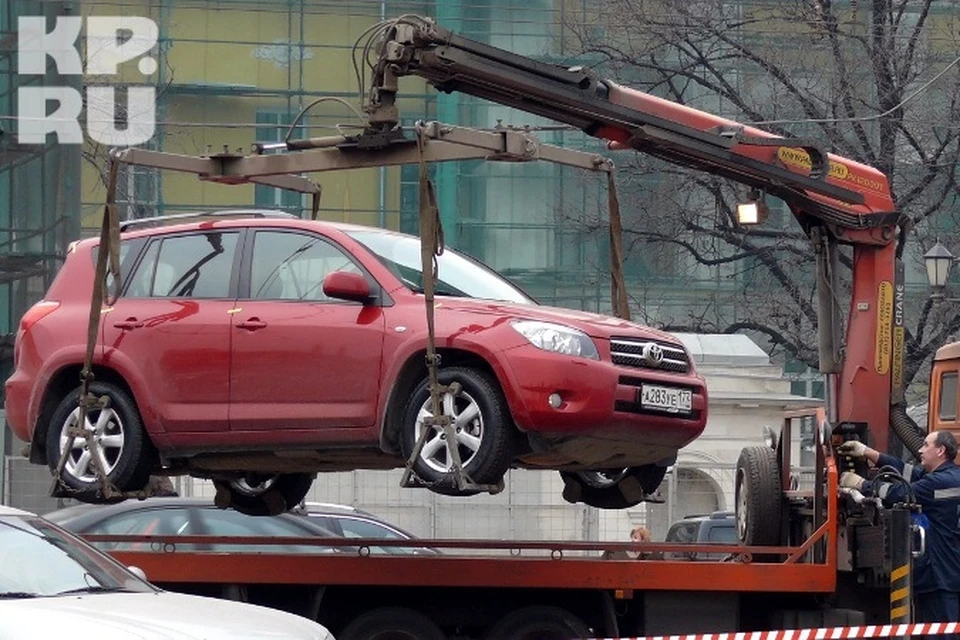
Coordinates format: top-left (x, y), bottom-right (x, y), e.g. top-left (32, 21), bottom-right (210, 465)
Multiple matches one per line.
top-left (511, 320), bottom-right (599, 360)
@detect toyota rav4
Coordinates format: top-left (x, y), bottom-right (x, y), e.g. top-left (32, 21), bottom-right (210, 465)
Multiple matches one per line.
top-left (6, 211), bottom-right (707, 514)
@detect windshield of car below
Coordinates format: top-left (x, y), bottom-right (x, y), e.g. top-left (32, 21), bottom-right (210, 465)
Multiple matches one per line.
top-left (346, 230), bottom-right (535, 305)
top-left (0, 515), bottom-right (156, 598)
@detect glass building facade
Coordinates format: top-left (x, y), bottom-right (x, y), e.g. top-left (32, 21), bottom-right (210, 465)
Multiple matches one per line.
top-left (2, 0), bottom-right (956, 489)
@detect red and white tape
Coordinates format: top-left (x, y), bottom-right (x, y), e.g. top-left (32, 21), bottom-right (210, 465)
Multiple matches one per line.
top-left (599, 623), bottom-right (960, 640)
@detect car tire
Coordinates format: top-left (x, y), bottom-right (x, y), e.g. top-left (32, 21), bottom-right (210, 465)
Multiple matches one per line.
top-left (735, 445), bottom-right (783, 548)
top-left (338, 606), bottom-right (445, 640)
top-left (400, 367), bottom-right (515, 496)
top-left (213, 473), bottom-right (314, 517)
top-left (482, 605), bottom-right (591, 640)
top-left (559, 463), bottom-right (667, 509)
top-left (46, 381), bottom-right (155, 502)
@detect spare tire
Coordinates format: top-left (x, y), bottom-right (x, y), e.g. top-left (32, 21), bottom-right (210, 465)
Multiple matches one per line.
top-left (735, 446), bottom-right (782, 548)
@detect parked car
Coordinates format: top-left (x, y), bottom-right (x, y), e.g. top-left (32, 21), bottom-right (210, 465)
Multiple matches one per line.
top-left (0, 504), bottom-right (333, 639)
top-left (664, 511), bottom-right (737, 560)
top-left (6, 211), bottom-right (708, 514)
top-left (45, 497), bottom-right (344, 554)
top-left (291, 502), bottom-right (438, 555)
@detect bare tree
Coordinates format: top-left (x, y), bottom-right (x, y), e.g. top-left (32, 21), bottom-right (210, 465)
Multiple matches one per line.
top-left (563, 0), bottom-right (960, 396)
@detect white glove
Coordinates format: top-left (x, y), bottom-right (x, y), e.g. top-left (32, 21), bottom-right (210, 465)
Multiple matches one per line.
top-left (840, 471), bottom-right (865, 490)
top-left (837, 440), bottom-right (867, 458)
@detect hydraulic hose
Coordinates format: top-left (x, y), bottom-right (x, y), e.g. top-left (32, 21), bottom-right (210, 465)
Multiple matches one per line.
top-left (890, 404), bottom-right (925, 461)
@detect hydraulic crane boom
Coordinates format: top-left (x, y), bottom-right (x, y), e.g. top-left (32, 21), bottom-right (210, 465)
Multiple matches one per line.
top-left (367, 15), bottom-right (922, 456)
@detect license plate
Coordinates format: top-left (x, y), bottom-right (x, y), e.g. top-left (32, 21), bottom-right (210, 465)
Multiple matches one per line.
top-left (640, 385), bottom-right (692, 413)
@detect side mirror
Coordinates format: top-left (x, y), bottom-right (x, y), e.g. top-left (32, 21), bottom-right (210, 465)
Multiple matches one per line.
top-left (323, 271), bottom-right (373, 304)
top-left (127, 566), bottom-right (148, 581)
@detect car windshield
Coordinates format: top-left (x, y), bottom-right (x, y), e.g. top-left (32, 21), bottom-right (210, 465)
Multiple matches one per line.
top-left (346, 229), bottom-right (535, 305)
top-left (0, 514), bottom-right (156, 599)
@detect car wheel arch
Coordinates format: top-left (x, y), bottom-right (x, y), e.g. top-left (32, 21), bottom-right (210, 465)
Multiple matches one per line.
top-left (379, 347), bottom-right (514, 454)
top-left (33, 364), bottom-right (147, 465)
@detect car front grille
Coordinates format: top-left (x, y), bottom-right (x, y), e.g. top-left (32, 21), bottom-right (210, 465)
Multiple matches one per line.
top-left (610, 337), bottom-right (690, 373)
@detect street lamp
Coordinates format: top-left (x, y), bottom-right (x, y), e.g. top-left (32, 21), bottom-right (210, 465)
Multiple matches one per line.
top-left (924, 241), bottom-right (957, 300)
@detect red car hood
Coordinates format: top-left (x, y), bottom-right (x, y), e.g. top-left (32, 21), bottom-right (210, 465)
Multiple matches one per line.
top-left (435, 297), bottom-right (683, 344)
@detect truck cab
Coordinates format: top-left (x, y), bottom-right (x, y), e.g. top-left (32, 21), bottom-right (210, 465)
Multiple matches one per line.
top-left (927, 342), bottom-right (960, 456)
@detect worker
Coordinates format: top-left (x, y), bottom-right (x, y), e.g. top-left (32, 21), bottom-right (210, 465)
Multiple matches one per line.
top-left (838, 430), bottom-right (960, 631)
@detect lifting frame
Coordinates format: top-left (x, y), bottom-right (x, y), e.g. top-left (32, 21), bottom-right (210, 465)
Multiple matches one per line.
top-left (53, 121), bottom-right (630, 501)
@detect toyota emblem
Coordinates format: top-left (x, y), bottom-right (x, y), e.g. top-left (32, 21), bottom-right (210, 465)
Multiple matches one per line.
top-left (642, 343), bottom-right (664, 367)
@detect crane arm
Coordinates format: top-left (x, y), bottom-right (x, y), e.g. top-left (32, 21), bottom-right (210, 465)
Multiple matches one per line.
top-left (368, 17), bottom-right (899, 235)
top-left (366, 16), bottom-right (920, 455)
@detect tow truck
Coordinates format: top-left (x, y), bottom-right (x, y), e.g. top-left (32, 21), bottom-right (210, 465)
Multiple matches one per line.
top-left (81, 14), bottom-right (957, 640)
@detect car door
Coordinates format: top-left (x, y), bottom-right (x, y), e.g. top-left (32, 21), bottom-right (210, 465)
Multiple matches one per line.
top-left (102, 231), bottom-right (240, 433)
top-left (229, 229), bottom-right (385, 433)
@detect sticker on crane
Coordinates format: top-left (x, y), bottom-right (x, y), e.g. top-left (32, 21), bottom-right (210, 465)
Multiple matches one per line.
top-left (597, 622), bottom-right (960, 640)
top-left (778, 147), bottom-right (849, 180)
top-left (876, 281), bottom-right (893, 375)
top-left (776, 147), bottom-right (886, 195)
top-left (892, 280), bottom-right (905, 391)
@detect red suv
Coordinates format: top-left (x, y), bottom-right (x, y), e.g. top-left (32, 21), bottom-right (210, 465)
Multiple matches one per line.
top-left (6, 212), bottom-right (707, 514)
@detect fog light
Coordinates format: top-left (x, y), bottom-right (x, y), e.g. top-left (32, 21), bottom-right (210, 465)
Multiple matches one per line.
top-left (548, 393), bottom-right (562, 409)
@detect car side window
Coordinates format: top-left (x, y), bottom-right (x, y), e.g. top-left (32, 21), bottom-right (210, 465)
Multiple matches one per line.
top-left (196, 510), bottom-right (326, 554)
top-left (250, 231), bottom-right (361, 302)
top-left (83, 508), bottom-right (193, 550)
top-left (126, 232), bottom-right (238, 299)
top-left (336, 517), bottom-right (404, 555)
top-left (666, 522), bottom-right (697, 543)
top-left (706, 525), bottom-right (737, 543)
top-left (93, 238), bottom-right (143, 294)
top-left (337, 517), bottom-right (402, 540)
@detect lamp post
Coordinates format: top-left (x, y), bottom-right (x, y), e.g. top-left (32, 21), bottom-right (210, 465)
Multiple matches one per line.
top-left (924, 241), bottom-right (957, 300)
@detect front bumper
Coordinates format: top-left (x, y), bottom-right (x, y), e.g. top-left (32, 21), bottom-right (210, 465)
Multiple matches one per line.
top-left (498, 344), bottom-right (707, 466)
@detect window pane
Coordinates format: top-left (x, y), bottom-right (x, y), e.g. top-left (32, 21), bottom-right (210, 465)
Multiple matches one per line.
top-left (85, 508), bottom-right (192, 551)
top-left (197, 510), bottom-right (325, 554)
top-left (939, 372), bottom-right (957, 421)
top-left (337, 518), bottom-right (401, 540)
top-left (706, 526), bottom-right (736, 543)
top-left (126, 240), bottom-right (160, 298)
top-left (250, 231), bottom-right (360, 301)
top-left (152, 232), bottom-right (238, 298)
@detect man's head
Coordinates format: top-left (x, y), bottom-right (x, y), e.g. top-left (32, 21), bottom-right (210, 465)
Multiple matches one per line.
top-left (918, 430), bottom-right (958, 472)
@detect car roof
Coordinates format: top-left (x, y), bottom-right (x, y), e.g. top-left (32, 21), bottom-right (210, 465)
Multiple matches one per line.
top-left (297, 502), bottom-right (372, 516)
top-left (46, 497), bottom-right (330, 529)
top-left (0, 504), bottom-right (35, 517)
top-left (115, 210), bottom-right (407, 240)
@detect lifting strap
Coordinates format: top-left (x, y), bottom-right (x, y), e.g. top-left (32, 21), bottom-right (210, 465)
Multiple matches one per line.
top-left (51, 158), bottom-right (123, 499)
top-left (607, 171), bottom-right (630, 320)
top-left (399, 123), bottom-right (500, 493)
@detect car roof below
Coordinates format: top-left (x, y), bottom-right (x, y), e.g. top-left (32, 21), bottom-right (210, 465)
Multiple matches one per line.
top-left (0, 505), bottom-right (34, 517)
top-left (45, 497), bottom-right (257, 523)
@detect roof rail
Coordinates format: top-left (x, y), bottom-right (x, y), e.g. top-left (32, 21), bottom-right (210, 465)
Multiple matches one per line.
top-left (119, 210), bottom-right (299, 233)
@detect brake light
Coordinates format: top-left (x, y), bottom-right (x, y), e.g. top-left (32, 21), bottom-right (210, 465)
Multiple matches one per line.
top-left (20, 300), bottom-right (60, 332)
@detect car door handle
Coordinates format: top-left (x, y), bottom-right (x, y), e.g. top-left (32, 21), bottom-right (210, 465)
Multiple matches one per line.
top-left (113, 318), bottom-right (144, 330)
top-left (236, 318), bottom-right (267, 331)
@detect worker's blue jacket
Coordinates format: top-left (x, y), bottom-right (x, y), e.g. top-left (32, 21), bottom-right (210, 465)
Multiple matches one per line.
top-left (862, 454), bottom-right (960, 594)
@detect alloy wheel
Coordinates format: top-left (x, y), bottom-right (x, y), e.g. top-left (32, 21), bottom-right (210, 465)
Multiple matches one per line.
top-left (413, 388), bottom-right (484, 474)
top-left (58, 406), bottom-right (125, 483)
